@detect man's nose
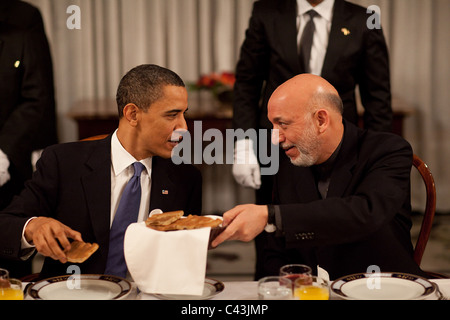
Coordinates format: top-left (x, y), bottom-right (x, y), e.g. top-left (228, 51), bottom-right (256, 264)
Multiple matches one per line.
top-left (272, 128), bottom-right (282, 145)
top-left (177, 115), bottom-right (188, 131)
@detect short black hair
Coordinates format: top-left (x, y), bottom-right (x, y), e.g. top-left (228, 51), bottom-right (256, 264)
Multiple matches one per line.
top-left (116, 64), bottom-right (185, 118)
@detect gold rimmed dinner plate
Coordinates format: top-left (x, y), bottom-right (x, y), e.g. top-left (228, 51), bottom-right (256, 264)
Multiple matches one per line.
top-left (27, 274), bottom-right (132, 300)
top-left (331, 272), bottom-right (436, 300)
top-left (153, 278), bottom-right (225, 300)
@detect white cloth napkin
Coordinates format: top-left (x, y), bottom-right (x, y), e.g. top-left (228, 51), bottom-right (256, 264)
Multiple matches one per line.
top-left (123, 221), bottom-right (210, 296)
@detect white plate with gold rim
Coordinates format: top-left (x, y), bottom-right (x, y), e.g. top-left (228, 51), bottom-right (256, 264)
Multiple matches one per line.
top-left (27, 274), bottom-right (131, 300)
top-left (331, 272), bottom-right (436, 300)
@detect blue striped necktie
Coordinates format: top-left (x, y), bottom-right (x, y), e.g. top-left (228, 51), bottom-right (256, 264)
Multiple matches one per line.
top-left (105, 162), bottom-right (145, 278)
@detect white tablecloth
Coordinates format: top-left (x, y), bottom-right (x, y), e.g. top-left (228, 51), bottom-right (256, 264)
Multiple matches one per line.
top-left (135, 279), bottom-right (450, 300)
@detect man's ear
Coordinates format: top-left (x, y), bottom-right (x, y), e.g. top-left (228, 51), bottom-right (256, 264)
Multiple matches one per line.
top-left (315, 109), bottom-right (329, 133)
top-left (122, 103), bottom-right (139, 126)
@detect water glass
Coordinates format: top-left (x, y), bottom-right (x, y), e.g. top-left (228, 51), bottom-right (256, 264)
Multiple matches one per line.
top-left (258, 276), bottom-right (293, 300)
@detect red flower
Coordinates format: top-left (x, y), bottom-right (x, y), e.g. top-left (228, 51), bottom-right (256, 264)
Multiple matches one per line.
top-left (192, 72), bottom-right (235, 90)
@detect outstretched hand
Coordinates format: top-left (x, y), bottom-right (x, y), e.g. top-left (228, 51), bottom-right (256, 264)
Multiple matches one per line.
top-left (25, 217), bottom-right (83, 263)
top-left (211, 204), bottom-right (268, 248)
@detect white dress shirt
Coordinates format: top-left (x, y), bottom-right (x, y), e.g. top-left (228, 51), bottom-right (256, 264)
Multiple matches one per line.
top-left (297, 0), bottom-right (334, 75)
top-left (110, 129), bottom-right (152, 225)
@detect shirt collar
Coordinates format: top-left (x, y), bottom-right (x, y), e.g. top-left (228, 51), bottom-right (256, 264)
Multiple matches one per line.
top-left (312, 132), bottom-right (343, 178)
top-left (111, 130), bottom-right (152, 176)
top-left (297, 0), bottom-right (334, 22)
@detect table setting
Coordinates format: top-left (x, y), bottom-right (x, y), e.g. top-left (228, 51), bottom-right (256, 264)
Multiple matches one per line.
top-left (2, 211), bottom-right (449, 301)
top-left (11, 269), bottom-right (449, 301)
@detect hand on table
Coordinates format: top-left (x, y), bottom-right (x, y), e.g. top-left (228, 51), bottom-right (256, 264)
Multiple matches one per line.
top-left (24, 217), bottom-right (83, 263)
top-left (211, 204), bottom-right (268, 248)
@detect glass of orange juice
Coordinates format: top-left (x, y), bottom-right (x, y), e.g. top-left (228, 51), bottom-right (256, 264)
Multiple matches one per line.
top-left (294, 276), bottom-right (329, 300)
top-left (0, 278), bottom-right (24, 300)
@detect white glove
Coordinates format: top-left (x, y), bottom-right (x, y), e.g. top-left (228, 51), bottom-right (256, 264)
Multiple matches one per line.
top-left (232, 139), bottom-right (261, 189)
top-left (0, 149), bottom-right (11, 187)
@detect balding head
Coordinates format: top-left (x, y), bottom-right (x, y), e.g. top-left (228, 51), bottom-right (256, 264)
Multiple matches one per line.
top-left (269, 74), bottom-right (342, 116)
top-left (268, 74), bottom-right (344, 166)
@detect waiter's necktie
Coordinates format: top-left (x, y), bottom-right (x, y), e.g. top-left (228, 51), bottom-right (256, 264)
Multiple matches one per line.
top-left (299, 10), bottom-right (319, 73)
top-left (105, 162), bottom-right (145, 278)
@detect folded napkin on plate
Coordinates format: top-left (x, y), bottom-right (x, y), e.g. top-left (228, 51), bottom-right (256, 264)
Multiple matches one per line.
top-left (124, 220), bottom-right (211, 296)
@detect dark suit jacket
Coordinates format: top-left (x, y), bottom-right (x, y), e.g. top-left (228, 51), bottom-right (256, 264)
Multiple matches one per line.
top-left (0, 0), bottom-right (57, 151)
top-left (0, 1), bottom-right (57, 210)
top-left (0, 135), bottom-right (202, 278)
top-left (259, 120), bottom-right (427, 279)
top-left (233, 0), bottom-right (392, 132)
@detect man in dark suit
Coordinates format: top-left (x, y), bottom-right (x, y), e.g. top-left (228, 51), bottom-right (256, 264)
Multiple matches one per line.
top-left (0, 64), bottom-right (202, 279)
top-left (0, 0), bottom-right (57, 209)
top-left (232, 0), bottom-right (392, 279)
top-left (0, 2), bottom-right (57, 276)
top-left (213, 74), bottom-right (426, 280)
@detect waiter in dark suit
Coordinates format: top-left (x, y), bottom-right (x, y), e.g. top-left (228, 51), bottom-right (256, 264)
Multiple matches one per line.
top-left (0, 64), bottom-right (202, 279)
top-left (214, 74), bottom-right (426, 280)
top-left (232, 0), bottom-right (392, 279)
top-left (0, 1), bottom-right (57, 277)
top-left (0, 0), bottom-right (57, 210)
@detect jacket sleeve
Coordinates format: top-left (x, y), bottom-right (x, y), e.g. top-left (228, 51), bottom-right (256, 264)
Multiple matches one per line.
top-left (0, 146), bottom-right (59, 260)
top-left (232, 1), bottom-right (271, 131)
top-left (357, 25), bottom-right (392, 132)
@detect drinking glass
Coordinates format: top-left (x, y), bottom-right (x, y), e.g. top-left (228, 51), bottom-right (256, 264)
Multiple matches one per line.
top-left (258, 276), bottom-right (293, 300)
top-left (294, 276), bottom-right (329, 300)
top-left (0, 278), bottom-right (24, 300)
top-left (0, 268), bottom-right (10, 292)
top-left (0, 268), bottom-right (9, 280)
top-left (279, 264), bottom-right (312, 287)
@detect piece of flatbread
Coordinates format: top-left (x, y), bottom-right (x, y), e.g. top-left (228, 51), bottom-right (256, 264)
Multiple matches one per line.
top-left (65, 241), bottom-right (99, 263)
top-left (147, 214), bottom-right (222, 231)
top-left (145, 210), bottom-right (184, 227)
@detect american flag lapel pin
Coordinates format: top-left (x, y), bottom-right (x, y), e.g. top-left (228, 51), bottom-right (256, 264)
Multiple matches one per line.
top-left (162, 190), bottom-right (169, 195)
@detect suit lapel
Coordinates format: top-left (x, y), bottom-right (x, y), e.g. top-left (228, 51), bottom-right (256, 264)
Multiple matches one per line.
top-left (149, 157), bottom-right (175, 212)
top-left (321, 0), bottom-right (351, 78)
top-left (81, 136), bottom-right (112, 254)
top-left (274, 0), bottom-right (301, 72)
